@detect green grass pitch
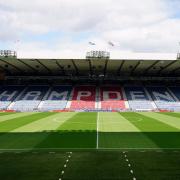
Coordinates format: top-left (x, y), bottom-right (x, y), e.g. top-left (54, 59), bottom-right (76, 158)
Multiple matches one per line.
top-left (0, 111), bottom-right (180, 179)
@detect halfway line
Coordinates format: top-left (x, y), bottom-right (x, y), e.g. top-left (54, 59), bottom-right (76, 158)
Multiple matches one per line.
top-left (96, 112), bottom-right (99, 149)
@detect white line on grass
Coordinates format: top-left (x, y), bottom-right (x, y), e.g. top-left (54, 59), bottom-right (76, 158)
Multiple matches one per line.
top-left (96, 112), bottom-right (99, 149)
top-left (1, 147), bottom-right (180, 152)
top-left (58, 152), bottom-right (72, 180)
top-left (49, 152), bottom-right (55, 154)
top-left (123, 152), bottom-right (137, 180)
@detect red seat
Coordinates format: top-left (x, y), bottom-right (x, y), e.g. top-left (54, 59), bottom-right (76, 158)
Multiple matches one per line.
top-left (70, 86), bottom-right (96, 109)
top-left (100, 86), bottom-right (126, 110)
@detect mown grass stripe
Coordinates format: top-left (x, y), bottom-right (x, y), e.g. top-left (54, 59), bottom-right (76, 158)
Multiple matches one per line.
top-left (0, 112), bottom-right (17, 116)
top-left (99, 112), bottom-right (158, 149)
top-left (0, 112), bottom-right (36, 123)
top-left (158, 112), bottom-right (180, 119)
top-left (0, 113), bottom-right (78, 150)
top-left (121, 112), bottom-right (180, 149)
top-left (36, 112), bottom-right (97, 149)
top-left (0, 112), bottom-right (57, 132)
top-left (57, 112), bottom-right (97, 131)
top-left (121, 112), bottom-right (179, 132)
top-left (12, 112), bottom-right (77, 132)
top-left (98, 112), bottom-right (140, 132)
top-left (139, 112), bottom-right (180, 130)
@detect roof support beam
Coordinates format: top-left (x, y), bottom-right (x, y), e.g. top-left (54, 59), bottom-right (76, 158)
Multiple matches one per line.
top-left (157, 60), bottom-right (178, 75)
top-left (0, 58), bottom-right (24, 73)
top-left (117, 60), bottom-right (125, 75)
top-left (36, 59), bottom-right (52, 74)
top-left (103, 59), bottom-right (109, 76)
top-left (71, 59), bottom-right (79, 75)
top-left (143, 61), bottom-right (159, 75)
top-left (88, 59), bottom-right (93, 77)
top-left (131, 60), bottom-right (141, 75)
top-left (17, 59), bottom-right (37, 73)
top-left (55, 60), bottom-right (65, 75)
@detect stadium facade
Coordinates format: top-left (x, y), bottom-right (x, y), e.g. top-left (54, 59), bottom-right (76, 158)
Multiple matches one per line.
top-left (1, 50), bottom-right (180, 112)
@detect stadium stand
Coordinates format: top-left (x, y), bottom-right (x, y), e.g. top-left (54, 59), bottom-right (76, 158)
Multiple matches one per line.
top-left (124, 86), bottom-right (155, 110)
top-left (70, 86), bottom-right (96, 110)
top-left (10, 86), bottom-right (49, 111)
top-left (39, 86), bottom-right (72, 111)
top-left (1, 84), bottom-right (180, 111)
top-left (146, 86), bottom-right (180, 111)
top-left (100, 86), bottom-right (126, 110)
top-left (1, 50), bottom-right (180, 112)
top-left (0, 85), bottom-right (25, 110)
top-left (168, 87), bottom-right (180, 100)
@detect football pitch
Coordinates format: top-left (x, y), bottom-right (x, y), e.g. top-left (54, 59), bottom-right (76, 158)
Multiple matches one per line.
top-left (0, 111), bottom-right (180, 150)
top-left (0, 112), bottom-right (180, 179)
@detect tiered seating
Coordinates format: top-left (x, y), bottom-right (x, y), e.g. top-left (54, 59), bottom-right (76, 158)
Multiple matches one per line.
top-left (168, 87), bottom-right (180, 100)
top-left (124, 86), bottom-right (154, 110)
top-left (1, 84), bottom-right (180, 112)
top-left (146, 86), bottom-right (180, 111)
top-left (11, 86), bottom-right (49, 111)
top-left (0, 86), bottom-right (25, 110)
top-left (167, 87), bottom-right (180, 111)
top-left (70, 86), bottom-right (96, 110)
top-left (100, 86), bottom-right (126, 110)
top-left (40, 86), bottom-right (72, 111)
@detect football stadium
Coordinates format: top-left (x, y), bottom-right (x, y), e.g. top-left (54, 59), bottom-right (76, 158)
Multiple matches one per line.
top-left (0, 49), bottom-right (180, 179)
top-left (1, 0), bottom-right (180, 179)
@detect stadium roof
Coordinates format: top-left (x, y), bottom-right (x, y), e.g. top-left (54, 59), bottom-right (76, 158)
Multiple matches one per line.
top-left (18, 51), bottom-right (178, 60)
top-left (0, 52), bottom-right (180, 79)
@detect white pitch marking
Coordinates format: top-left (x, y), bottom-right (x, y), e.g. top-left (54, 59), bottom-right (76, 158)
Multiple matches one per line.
top-left (2, 147), bottom-right (180, 151)
top-left (156, 151), bottom-right (163, 153)
top-left (53, 118), bottom-right (64, 123)
top-left (96, 112), bottom-right (99, 149)
top-left (15, 152), bottom-right (21, 154)
top-left (123, 152), bottom-right (136, 180)
top-left (174, 151), bottom-right (179, 153)
top-left (49, 152), bottom-right (55, 154)
top-left (131, 118), bottom-right (143, 122)
top-left (58, 152), bottom-right (73, 180)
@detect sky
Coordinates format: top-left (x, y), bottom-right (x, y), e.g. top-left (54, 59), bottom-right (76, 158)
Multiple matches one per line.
top-left (0, 0), bottom-right (180, 58)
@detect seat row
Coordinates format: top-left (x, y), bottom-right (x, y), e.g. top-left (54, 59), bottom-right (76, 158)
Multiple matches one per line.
top-left (0, 85), bottom-right (180, 111)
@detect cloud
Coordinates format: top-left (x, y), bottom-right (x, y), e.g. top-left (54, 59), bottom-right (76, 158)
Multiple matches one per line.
top-left (0, 0), bottom-right (180, 57)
